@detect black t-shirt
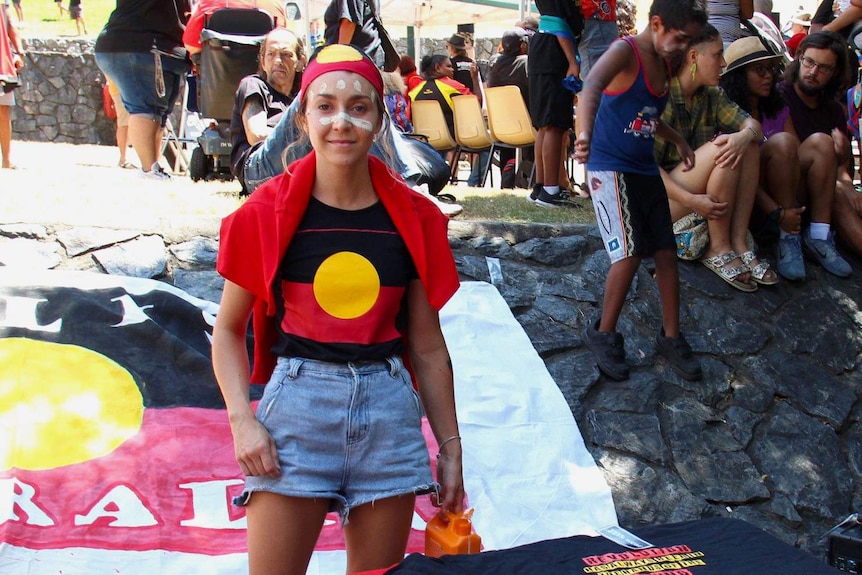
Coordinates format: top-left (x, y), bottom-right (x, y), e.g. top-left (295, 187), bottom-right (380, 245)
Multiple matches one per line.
top-left (272, 197), bottom-right (417, 362)
top-left (777, 80), bottom-right (846, 142)
top-left (487, 52), bottom-right (529, 109)
top-left (94, 0), bottom-right (189, 57)
top-left (229, 74), bottom-right (295, 177)
top-left (528, 0), bottom-right (584, 76)
top-left (323, 0), bottom-right (384, 69)
top-left (812, 0), bottom-right (835, 26)
top-left (450, 54), bottom-right (476, 92)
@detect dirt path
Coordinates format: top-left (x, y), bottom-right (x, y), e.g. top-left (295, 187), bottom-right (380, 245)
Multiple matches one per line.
top-left (1, 141), bottom-right (244, 228)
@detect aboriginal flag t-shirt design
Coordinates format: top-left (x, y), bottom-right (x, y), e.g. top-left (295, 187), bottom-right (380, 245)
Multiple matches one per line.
top-left (272, 197), bottom-right (418, 362)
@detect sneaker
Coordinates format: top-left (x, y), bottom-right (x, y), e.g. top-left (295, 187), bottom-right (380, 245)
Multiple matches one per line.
top-left (655, 328), bottom-right (702, 381)
top-left (582, 317), bottom-right (629, 381)
top-left (777, 234), bottom-right (805, 281)
top-left (802, 229), bottom-right (851, 278)
top-left (411, 183), bottom-right (463, 218)
top-left (528, 183), bottom-right (543, 203)
top-left (534, 188), bottom-right (581, 209)
top-left (140, 162), bottom-right (171, 181)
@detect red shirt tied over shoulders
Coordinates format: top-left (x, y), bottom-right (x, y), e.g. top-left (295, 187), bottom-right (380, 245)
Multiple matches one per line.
top-left (183, 0), bottom-right (288, 54)
top-left (217, 151), bottom-right (460, 384)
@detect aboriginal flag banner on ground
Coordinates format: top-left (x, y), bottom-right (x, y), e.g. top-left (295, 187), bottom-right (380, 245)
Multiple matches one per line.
top-left (0, 271), bottom-right (618, 574)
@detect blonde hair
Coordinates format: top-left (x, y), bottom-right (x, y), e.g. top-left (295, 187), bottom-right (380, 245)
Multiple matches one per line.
top-left (382, 71), bottom-right (406, 95)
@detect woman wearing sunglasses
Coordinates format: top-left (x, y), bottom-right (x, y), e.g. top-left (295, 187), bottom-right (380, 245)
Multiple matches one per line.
top-left (720, 36), bottom-right (808, 272)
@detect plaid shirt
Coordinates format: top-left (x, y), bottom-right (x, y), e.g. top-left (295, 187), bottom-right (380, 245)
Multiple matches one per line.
top-left (655, 77), bottom-right (750, 172)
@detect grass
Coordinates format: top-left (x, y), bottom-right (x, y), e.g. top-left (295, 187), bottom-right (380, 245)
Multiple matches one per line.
top-left (450, 187), bottom-right (596, 224)
top-left (10, 0), bottom-right (114, 38)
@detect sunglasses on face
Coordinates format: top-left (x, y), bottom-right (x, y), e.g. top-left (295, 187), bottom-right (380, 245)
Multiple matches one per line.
top-left (750, 63), bottom-right (778, 78)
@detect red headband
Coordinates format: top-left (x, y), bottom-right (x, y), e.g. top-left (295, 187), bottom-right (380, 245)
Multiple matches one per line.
top-left (300, 44), bottom-right (384, 101)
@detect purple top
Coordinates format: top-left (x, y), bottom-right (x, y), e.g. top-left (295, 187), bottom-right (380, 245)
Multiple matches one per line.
top-left (761, 106), bottom-right (789, 141)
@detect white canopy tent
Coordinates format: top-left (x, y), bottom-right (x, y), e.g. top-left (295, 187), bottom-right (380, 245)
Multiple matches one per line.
top-left (302, 0), bottom-right (535, 27)
top-left (297, 0), bottom-right (537, 53)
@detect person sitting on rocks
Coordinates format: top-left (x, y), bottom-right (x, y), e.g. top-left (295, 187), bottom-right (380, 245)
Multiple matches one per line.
top-left (772, 31), bottom-right (853, 279)
top-left (229, 28), bottom-right (303, 193)
top-left (719, 36), bottom-right (808, 275)
top-left (656, 25), bottom-right (778, 292)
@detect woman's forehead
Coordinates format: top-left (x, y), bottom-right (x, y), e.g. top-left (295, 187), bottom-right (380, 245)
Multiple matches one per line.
top-left (309, 71), bottom-right (375, 95)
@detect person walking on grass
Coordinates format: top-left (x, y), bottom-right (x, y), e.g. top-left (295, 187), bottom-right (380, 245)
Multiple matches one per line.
top-left (573, 0), bottom-right (707, 382)
top-left (1, 1), bottom-right (23, 170)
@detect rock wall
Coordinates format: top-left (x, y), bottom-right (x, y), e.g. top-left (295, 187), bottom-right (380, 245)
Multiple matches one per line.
top-left (2, 217), bottom-right (860, 565)
top-left (9, 36), bottom-right (497, 146)
top-left (12, 38), bottom-right (115, 145)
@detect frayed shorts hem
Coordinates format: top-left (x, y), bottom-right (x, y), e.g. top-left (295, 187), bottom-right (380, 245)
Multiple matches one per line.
top-left (234, 482), bottom-right (439, 526)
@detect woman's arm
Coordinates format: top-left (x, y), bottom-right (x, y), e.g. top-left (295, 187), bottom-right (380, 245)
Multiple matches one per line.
top-left (740, 0), bottom-right (754, 20)
top-left (824, 5), bottom-right (862, 31)
top-left (406, 280), bottom-right (464, 515)
top-left (212, 280), bottom-right (281, 478)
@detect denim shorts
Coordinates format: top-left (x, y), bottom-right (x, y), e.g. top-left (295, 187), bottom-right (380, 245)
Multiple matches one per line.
top-left (579, 18), bottom-right (620, 80)
top-left (234, 356), bottom-right (437, 525)
top-left (95, 51), bottom-right (189, 126)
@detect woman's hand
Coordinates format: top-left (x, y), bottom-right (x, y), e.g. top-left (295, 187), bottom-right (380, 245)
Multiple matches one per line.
top-left (231, 415), bottom-right (281, 478)
top-left (712, 132), bottom-right (748, 169)
top-left (434, 449), bottom-right (465, 514)
top-left (692, 193), bottom-right (729, 220)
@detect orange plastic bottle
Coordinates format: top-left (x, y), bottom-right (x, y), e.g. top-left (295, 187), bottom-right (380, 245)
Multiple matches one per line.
top-left (424, 509), bottom-right (482, 557)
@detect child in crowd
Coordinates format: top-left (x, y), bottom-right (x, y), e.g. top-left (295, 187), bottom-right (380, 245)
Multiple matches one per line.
top-left (573, 0), bottom-right (708, 381)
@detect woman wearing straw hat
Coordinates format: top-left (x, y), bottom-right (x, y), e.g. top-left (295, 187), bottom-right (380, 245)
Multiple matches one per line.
top-left (720, 35), bottom-right (808, 275)
top-left (655, 25), bottom-right (779, 292)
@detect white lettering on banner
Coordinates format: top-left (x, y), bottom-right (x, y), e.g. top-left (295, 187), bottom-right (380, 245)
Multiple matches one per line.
top-left (3, 477), bottom-right (249, 531)
top-left (111, 294), bottom-right (154, 327)
top-left (0, 478), bottom-right (55, 526)
top-left (74, 485), bottom-right (159, 527)
top-left (179, 480), bottom-right (246, 529)
top-left (0, 297), bottom-right (62, 332)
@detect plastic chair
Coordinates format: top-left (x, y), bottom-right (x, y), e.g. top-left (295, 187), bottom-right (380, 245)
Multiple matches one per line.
top-left (484, 85), bottom-right (537, 187)
top-left (410, 99), bottom-right (460, 183)
top-left (452, 94), bottom-right (494, 187)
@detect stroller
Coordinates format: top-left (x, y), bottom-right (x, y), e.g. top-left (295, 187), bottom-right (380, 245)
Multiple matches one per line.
top-left (188, 7), bottom-right (274, 184)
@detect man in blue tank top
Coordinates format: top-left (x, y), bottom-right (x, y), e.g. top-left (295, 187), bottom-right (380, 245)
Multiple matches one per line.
top-left (572, 0), bottom-right (708, 382)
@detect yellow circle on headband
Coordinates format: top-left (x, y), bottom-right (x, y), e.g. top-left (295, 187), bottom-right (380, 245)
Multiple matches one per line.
top-left (316, 44), bottom-right (364, 63)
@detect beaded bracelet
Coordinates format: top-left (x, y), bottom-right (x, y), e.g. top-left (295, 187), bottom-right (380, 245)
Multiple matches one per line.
top-left (436, 435), bottom-right (461, 459)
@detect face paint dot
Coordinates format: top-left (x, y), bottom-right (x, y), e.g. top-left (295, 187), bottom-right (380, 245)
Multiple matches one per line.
top-left (319, 82), bottom-right (328, 92)
top-left (336, 79), bottom-right (346, 90)
top-left (354, 80), bottom-right (362, 93)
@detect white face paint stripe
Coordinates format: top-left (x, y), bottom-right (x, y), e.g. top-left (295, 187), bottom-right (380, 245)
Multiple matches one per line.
top-left (353, 80), bottom-right (363, 93)
top-left (318, 111), bottom-right (375, 132)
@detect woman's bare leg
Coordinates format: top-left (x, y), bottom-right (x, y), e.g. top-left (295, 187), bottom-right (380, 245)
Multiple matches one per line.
top-left (246, 493), bottom-right (330, 575)
top-left (343, 494), bottom-right (416, 574)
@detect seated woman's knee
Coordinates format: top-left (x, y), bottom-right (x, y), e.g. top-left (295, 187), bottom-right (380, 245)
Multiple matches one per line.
top-left (765, 132), bottom-right (800, 160)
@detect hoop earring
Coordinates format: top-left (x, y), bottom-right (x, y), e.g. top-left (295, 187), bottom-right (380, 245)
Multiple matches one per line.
top-left (690, 62), bottom-right (697, 81)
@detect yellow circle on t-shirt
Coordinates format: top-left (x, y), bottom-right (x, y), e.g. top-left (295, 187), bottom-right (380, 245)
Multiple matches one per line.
top-left (0, 338), bottom-right (143, 471)
top-left (313, 251), bottom-right (380, 319)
